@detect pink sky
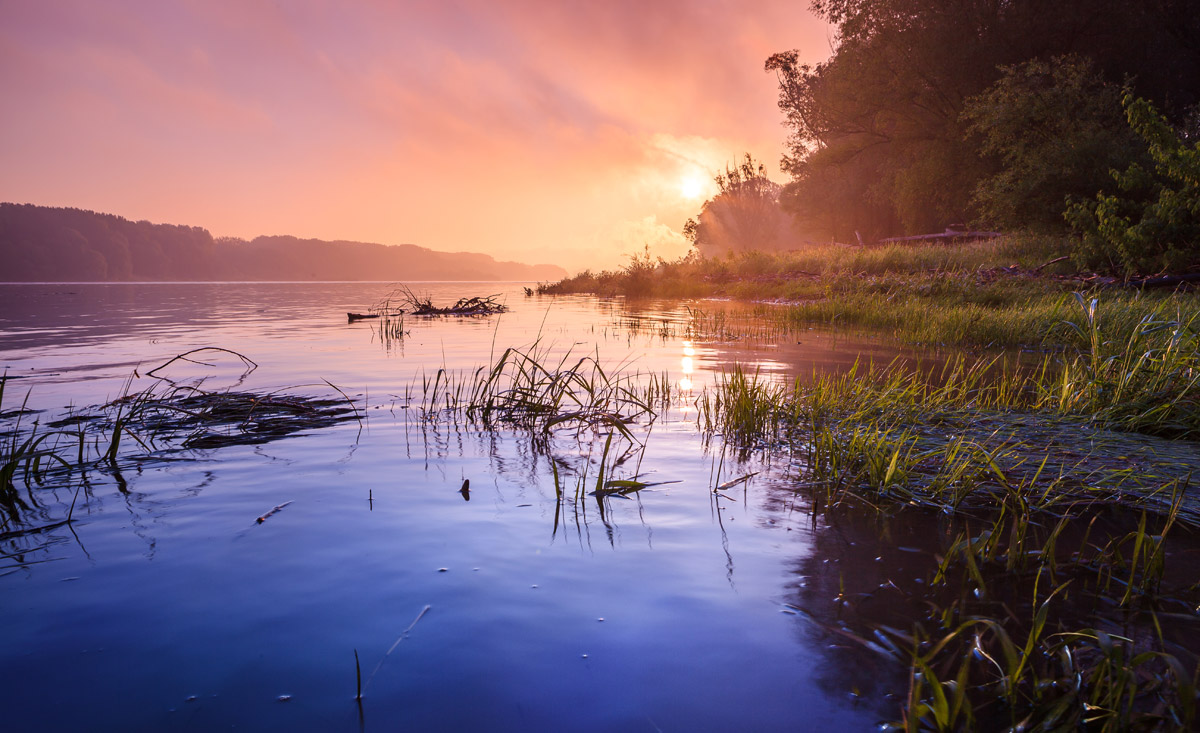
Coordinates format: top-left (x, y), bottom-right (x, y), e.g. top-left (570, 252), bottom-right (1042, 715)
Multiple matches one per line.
top-left (0, 0), bottom-right (832, 272)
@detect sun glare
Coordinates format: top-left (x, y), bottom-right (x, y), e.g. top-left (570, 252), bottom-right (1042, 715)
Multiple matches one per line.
top-left (679, 175), bottom-right (706, 200)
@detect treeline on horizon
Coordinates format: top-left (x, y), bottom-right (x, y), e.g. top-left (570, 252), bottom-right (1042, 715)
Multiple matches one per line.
top-left (0, 203), bottom-right (566, 282)
top-left (691, 0), bottom-right (1200, 275)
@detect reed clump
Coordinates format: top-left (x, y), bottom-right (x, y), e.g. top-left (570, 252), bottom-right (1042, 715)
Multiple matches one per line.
top-left (413, 342), bottom-right (671, 440)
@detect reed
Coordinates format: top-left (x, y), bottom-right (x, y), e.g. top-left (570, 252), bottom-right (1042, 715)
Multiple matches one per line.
top-left (540, 238), bottom-right (1200, 350)
top-left (411, 341), bottom-right (672, 439)
top-left (0, 375), bottom-right (73, 523)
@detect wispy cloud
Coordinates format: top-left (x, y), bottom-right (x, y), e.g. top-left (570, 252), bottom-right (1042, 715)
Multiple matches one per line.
top-left (0, 0), bottom-right (830, 270)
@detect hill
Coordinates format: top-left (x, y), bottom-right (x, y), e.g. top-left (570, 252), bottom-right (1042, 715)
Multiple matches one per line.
top-left (0, 203), bottom-right (565, 282)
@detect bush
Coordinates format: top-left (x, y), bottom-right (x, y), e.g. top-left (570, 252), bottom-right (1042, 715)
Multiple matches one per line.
top-left (1067, 95), bottom-right (1200, 275)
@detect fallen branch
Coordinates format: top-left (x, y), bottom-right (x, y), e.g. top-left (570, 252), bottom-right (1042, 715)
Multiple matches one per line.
top-left (1130, 273), bottom-right (1200, 289)
top-left (1032, 255), bottom-right (1071, 274)
top-left (878, 230), bottom-right (1002, 245)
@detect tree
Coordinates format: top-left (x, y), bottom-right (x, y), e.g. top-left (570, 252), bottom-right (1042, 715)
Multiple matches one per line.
top-left (767, 0), bottom-right (1200, 241)
top-left (962, 56), bottom-right (1145, 233)
top-left (684, 154), bottom-right (797, 257)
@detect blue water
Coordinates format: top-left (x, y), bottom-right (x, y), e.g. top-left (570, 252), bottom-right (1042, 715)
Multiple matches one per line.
top-left (0, 282), bottom-right (923, 731)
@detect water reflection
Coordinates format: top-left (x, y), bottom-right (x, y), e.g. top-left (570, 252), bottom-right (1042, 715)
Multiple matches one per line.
top-left (0, 282), bottom-right (970, 731)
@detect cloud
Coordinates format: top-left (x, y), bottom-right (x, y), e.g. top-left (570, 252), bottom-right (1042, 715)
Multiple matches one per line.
top-left (0, 0), bottom-right (832, 269)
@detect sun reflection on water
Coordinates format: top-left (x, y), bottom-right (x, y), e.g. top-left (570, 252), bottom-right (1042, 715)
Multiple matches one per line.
top-left (678, 339), bottom-right (695, 397)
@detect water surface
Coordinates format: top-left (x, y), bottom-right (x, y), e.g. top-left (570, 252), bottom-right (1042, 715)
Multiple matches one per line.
top-left (1, 282), bottom-right (936, 731)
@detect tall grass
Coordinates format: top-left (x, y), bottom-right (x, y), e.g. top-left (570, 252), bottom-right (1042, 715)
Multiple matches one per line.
top-left (539, 237), bottom-right (1200, 349)
top-left (541, 235), bottom-right (1070, 299)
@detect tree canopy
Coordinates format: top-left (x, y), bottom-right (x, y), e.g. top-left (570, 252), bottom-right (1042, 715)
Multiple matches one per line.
top-left (767, 0), bottom-right (1200, 242)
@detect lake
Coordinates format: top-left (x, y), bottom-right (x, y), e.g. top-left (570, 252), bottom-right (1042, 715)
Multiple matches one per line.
top-left (1, 282), bottom-right (950, 731)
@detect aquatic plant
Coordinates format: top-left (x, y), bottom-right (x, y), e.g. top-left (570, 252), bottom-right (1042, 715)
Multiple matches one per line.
top-left (414, 342), bottom-right (671, 439)
top-left (0, 355), bottom-right (363, 530)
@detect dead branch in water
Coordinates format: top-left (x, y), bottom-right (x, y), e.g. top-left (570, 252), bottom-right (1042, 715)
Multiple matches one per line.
top-left (372, 285), bottom-right (508, 316)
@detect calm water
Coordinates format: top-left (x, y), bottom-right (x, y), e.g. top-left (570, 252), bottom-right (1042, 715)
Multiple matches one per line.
top-left (0, 282), bottom-right (937, 731)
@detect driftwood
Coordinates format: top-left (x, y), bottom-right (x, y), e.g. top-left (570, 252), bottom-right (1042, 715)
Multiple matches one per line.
top-left (878, 229), bottom-right (1002, 244)
top-left (1060, 272), bottom-right (1200, 290)
top-left (1129, 273), bottom-right (1200, 289)
top-left (347, 312), bottom-right (380, 322)
top-left (387, 285), bottom-right (508, 316)
top-left (359, 285), bottom-right (508, 318)
top-left (409, 295), bottom-right (507, 316)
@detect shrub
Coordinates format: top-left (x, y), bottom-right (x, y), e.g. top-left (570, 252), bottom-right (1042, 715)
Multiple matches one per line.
top-left (1067, 95), bottom-right (1200, 275)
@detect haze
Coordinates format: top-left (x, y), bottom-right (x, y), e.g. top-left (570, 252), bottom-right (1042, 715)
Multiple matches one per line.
top-left (0, 1), bottom-right (832, 273)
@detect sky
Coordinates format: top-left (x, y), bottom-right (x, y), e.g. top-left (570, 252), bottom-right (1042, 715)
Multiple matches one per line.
top-left (0, 1), bottom-right (833, 273)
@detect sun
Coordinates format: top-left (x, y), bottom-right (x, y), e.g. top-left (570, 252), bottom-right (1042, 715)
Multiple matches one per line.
top-left (679, 175), bottom-right (706, 200)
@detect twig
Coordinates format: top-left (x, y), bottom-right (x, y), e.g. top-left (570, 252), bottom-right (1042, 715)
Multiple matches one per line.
top-left (147, 348), bottom-right (258, 379)
top-left (255, 501), bottom-right (293, 524)
top-left (366, 604), bottom-right (432, 688)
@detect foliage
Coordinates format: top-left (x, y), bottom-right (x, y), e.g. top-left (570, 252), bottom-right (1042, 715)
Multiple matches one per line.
top-left (1067, 95), bottom-right (1200, 275)
top-left (963, 56), bottom-right (1145, 233)
top-left (683, 154), bottom-right (796, 256)
top-left (767, 1), bottom-right (1200, 241)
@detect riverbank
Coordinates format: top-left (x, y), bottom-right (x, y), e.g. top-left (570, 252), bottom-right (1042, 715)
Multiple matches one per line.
top-left (540, 236), bottom-right (1200, 349)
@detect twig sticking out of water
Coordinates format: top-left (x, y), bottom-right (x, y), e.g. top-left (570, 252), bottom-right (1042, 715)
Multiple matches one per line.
top-left (365, 604), bottom-right (432, 689)
top-left (255, 501), bottom-right (293, 524)
top-left (354, 649), bottom-right (363, 701)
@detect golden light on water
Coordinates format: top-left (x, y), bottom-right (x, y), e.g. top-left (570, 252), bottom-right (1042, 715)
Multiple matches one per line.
top-left (678, 340), bottom-right (695, 393)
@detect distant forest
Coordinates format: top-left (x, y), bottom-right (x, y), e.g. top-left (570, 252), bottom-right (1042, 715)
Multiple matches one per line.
top-left (0, 203), bottom-right (566, 282)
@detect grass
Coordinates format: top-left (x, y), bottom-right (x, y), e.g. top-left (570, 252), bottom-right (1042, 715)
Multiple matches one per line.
top-left (539, 236), bottom-right (1200, 349)
top-left (409, 340), bottom-right (673, 441)
top-left (689, 295), bottom-right (1200, 729)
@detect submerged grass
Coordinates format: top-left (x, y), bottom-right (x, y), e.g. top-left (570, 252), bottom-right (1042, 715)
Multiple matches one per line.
top-left (0, 360), bottom-right (361, 533)
top-left (411, 340), bottom-right (673, 441)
